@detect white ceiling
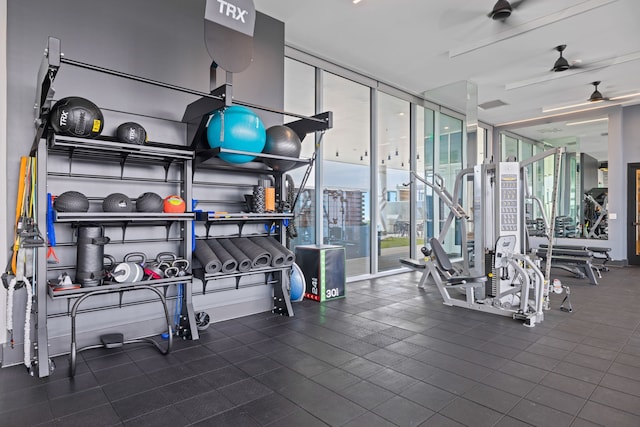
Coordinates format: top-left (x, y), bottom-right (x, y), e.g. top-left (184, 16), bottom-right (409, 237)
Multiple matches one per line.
top-left (254, 0), bottom-right (640, 161)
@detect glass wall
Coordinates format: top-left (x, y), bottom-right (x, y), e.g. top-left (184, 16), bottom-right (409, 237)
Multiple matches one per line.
top-left (321, 72), bottom-right (371, 277)
top-left (284, 56), bottom-right (478, 278)
top-left (377, 93), bottom-right (410, 272)
top-left (284, 58), bottom-right (316, 249)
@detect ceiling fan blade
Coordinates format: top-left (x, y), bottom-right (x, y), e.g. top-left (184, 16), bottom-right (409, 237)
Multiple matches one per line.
top-left (511, 0), bottom-right (529, 10)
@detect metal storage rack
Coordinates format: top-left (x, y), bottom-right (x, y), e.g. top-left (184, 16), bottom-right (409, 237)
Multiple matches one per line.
top-left (33, 134), bottom-right (198, 377)
top-left (26, 36), bottom-right (332, 376)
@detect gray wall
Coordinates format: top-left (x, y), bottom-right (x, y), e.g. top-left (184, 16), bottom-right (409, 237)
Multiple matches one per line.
top-left (2, 0), bottom-right (284, 366)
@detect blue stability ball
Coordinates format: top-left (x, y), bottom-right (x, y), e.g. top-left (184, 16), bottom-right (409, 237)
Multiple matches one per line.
top-left (207, 106), bottom-right (266, 164)
top-left (290, 262), bottom-right (306, 302)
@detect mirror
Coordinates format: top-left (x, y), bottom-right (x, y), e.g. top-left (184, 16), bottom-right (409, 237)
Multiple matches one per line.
top-left (502, 115), bottom-right (608, 240)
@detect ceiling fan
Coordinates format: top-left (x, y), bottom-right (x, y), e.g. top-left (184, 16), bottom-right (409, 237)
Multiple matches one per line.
top-left (589, 81), bottom-right (609, 102)
top-left (488, 0), bottom-right (528, 20)
top-left (551, 45), bottom-right (584, 72)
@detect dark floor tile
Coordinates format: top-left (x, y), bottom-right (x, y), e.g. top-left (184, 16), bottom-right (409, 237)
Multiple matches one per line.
top-left (493, 415), bottom-right (534, 427)
top-left (565, 351), bottom-right (611, 372)
top-left (499, 360), bottom-right (548, 383)
top-left (599, 373), bottom-right (640, 397)
top-left (590, 386), bottom-right (640, 416)
top-left (0, 383), bottom-right (49, 413)
top-left (578, 401), bottom-right (640, 427)
top-left (237, 392), bottom-right (298, 425)
top-left (400, 380), bottom-right (457, 412)
top-left (193, 406), bottom-right (262, 427)
top-left (55, 403), bottom-right (121, 427)
top-left (310, 367), bottom-right (361, 392)
top-left (158, 374), bottom-right (212, 403)
top-left (343, 411), bottom-right (398, 427)
top-left (218, 377), bottom-right (273, 406)
top-left (372, 395), bottom-right (434, 427)
top-left (608, 361), bottom-right (640, 381)
top-left (264, 408), bottom-right (328, 427)
top-left (508, 399), bottom-right (574, 427)
top-left (294, 339), bottom-right (358, 366)
top-left (539, 372), bottom-right (597, 399)
top-left (201, 364), bottom-right (251, 389)
top-left (339, 357), bottom-right (386, 379)
top-left (418, 413), bottom-right (466, 427)
top-left (440, 397), bottom-right (504, 427)
top-left (367, 367), bottom-right (418, 393)
top-left (102, 373), bottom-right (157, 401)
top-left (235, 355), bottom-right (281, 376)
top-left (182, 353), bottom-right (228, 373)
top-left (479, 371), bottom-right (536, 397)
top-left (424, 368), bottom-right (479, 395)
top-left (111, 388), bottom-right (172, 421)
top-left (573, 343), bottom-right (619, 360)
top-left (85, 351), bottom-right (133, 372)
top-left (462, 383), bottom-right (521, 413)
top-left (525, 384), bottom-right (586, 416)
top-left (44, 371), bottom-right (100, 399)
top-left (0, 400), bottom-right (53, 426)
top-left (552, 361), bottom-right (605, 384)
top-left (179, 389), bottom-right (236, 423)
top-left (123, 405), bottom-right (189, 427)
top-left (92, 361), bottom-right (144, 385)
top-left (255, 366), bottom-right (307, 392)
top-left (338, 380), bottom-right (395, 409)
top-left (49, 386), bottom-right (110, 418)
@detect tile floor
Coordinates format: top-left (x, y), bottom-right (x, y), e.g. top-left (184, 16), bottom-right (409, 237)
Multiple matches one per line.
top-left (1, 266), bottom-right (640, 426)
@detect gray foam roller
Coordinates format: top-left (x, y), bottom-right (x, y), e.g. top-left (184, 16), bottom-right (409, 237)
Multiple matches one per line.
top-left (249, 236), bottom-right (286, 267)
top-left (218, 239), bottom-right (252, 272)
top-left (231, 238), bottom-right (271, 268)
top-left (206, 239), bottom-right (238, 273)
top-left (252, 236), bottom-right (295, 266)
top-left (194, 240), bottom-right (222, 273)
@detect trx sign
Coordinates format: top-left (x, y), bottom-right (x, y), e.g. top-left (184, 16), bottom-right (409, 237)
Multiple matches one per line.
top-left (204, 0), bottom-right (256, 72)
top-left (217, 0), bottom-right (248, 23)
top-left (205, 0), bottom-right (255, 37)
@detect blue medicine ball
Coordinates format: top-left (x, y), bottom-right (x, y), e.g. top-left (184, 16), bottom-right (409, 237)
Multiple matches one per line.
top-left (290, 263), bottom-right (306, 302)
top-left (207, 106), bottom-right (266, 164)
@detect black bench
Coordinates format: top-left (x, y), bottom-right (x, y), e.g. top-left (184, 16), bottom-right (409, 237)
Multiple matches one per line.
top-left (536, 245), bottom-right (598, 285)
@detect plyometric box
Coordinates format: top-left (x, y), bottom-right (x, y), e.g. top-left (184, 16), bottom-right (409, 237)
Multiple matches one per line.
top-left (294, 245), bottom-right (346, 302)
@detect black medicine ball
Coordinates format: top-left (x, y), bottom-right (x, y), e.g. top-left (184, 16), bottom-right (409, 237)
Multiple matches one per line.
top-left (136, 192), bottom-right (163, 212)
top-left (116, 122), bottom-right (147, 145)
top-left (53, 191), bottom-right (90, 212)
top-left (102, 193), bottom-right (133, 213)
top-left (50, 96), bottom-right (104, 138)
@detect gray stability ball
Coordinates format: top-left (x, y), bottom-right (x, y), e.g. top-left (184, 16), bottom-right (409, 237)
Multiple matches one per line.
top-left (262, 125), bottom-right (301, 171)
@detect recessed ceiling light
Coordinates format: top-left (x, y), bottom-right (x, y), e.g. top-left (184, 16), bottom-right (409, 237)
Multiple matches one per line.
top-left (353, 0), bottom-right (362, 4)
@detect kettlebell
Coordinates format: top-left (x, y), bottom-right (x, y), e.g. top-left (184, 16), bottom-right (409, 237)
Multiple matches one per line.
top-left (112, 252), bottom-right (146, 283)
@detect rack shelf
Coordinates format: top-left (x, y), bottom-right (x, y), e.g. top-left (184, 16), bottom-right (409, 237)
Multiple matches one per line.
top-left (48, 275), bottom-right (193, 299)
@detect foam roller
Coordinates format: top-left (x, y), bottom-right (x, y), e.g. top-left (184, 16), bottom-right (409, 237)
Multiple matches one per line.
top-left (206, 239), bottom-right (238, 273)
top-left (218, 239), bottom-right (252, 272)
top-left (231, 238), bottom-right (271, 268)
top-left (249, 236), bottom-right (286, 267)
top-left (194, 240), bottom-right (222, 273)
top-left (252, 236), bottom-right (295, 266)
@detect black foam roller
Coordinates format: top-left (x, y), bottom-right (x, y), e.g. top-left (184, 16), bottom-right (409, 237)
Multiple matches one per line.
top-left (231, 238), bottom-right (271, 268)
top-left (218, 239), bottom-right (252, 272)
top-left (248, 237), bottom-right (286, 267)
top-left (194, 240), bottom-right (222, 273)
top-left (251, 236), bottom-right (295, 266)
top-left (206, 239), bottom-right (238, 273)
